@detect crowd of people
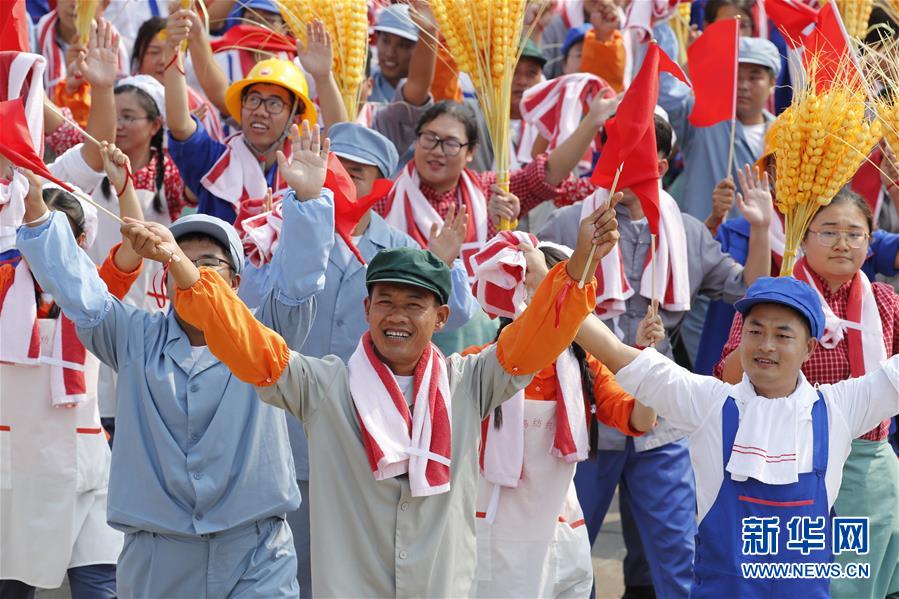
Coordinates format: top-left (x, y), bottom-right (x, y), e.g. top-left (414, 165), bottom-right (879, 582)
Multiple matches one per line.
top-left (1, 0), bottom-right (899, 598)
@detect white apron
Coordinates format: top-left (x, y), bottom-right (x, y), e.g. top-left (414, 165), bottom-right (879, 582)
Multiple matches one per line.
top-left (471, 401), bottom-right (594, 598)
top-left (0, 319), bottom-right (123, 588)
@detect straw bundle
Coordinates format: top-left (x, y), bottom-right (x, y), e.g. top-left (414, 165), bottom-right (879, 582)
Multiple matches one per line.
top-left (669, 1), bottom-right (693, 65)
top-left (276, 0), bottom-right (368, 120)
top-left (74, 0), bottom-right (100, 46)
top-left (825, 0), bottom-right (874, 40)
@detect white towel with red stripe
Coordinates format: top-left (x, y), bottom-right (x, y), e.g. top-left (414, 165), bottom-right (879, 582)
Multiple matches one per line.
top-left (348, 332), bottom-right (453, 497)
top-left (0, 259), bottom-right (87, 407)
top-left (0, 170), bottom-right (29, 253)
top-left (35, 10), bottom-right (128, 89)
top-left (623, 0), bottom-right (681, 43)
top-left (200, 133), bottom-right (288, 212)
top-left (234, 197), bottom-right (284, 268)
top-left (469, 231), bottom-right (538, 319)
top-left (579, 188), bottom-right (690, 317)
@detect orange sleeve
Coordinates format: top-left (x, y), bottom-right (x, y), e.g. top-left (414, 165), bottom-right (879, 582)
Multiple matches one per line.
top-left (579, 30), bottom-right (626, 93)
top-left (461, 342), bottom-right (491, 357)
top-left (431, 44), bottom-right (463, 103)
top-left (97, 243), bottom-right (143, 300)
top-left (174, 268), bottom-right (291, 386)
top-left (50, 81), bottom-right (91, 128)
top-left (496, 261), bottom-right (596, 375)
top-left (588, 354), bottom-right (643, 436)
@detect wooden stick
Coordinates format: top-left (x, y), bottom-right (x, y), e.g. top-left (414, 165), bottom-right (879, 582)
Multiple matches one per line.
top-left (45, 102), bottom-right (102, 147)
top-left (726, 116), bottom-right (737, 181)
top-left (70, 187), bottom-right (123, 223)
top-left (650, 233), bottom-right (658, 304)
top-left (578, 164), bottom-right (623, 288)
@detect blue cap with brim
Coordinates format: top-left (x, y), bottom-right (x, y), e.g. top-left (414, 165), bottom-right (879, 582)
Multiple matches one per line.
top-left (562, 24), bottom-right (594, 58)
top-left (329, 122), bottom-right (399, 178)
top-left (169, 214), bottom-right (245, 275)
top-left (739, 37), bottom-right (782, 78)
top-left (374, 4), bottom-right (419, 42)
top-left (734, 277), bottom-right (825, 339)
top-left (224, 0), bottom-right (279, 31)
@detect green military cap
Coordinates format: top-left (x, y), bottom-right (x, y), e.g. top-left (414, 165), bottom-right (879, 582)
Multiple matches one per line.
top-left (366, 247), bottom-right (452, 305)
top-left (519, 37), bottom-right (547, 67)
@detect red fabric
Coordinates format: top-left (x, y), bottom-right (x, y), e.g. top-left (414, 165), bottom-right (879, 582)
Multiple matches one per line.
top-left (59, 315), bottom-right (86, 400)
top-left (714, 267), bottom-right (898, 441)
top-left (590, 43), bottom-right (689, 237)
top-left (324, 153), bottom-right (387, 265)
top-left (0, 0), bottom-right (29, 53)
top-left (210, 24), bottom-right (298, 57)
top-left (469, 231), bottom-right (538, 319)
top-left (765, 0), bottom-right (818, 48)
top-left (0, 98), bottom-right (73, 192)
top-left (687, 18), bottom-right (739, 127)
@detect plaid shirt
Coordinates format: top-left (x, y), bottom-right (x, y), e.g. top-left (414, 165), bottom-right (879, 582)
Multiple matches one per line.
top-left (372, 153), bottom-right (562, 237)
top-left (714, 269), bottom-right (899, 441)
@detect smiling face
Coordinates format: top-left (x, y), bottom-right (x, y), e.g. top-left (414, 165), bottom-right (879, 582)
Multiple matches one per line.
top-left (376, 32), bottom-right (415, 85)
top-left (364, 282), bottom-right (449, 375)
top-left (337, 156), bottom-right (381, 198)
top-left (413, 113), bottom-right (474, 193)
top-left (801, 200), bottom-right (871, 288)
top-left (240, 83), bottom-right (295, 150)
top-left (739, 303), bottom-right (817, 398)
top-left (736, 63), bottom-right (774, 122)
top-left (114, 90), bottom-right (161, 156)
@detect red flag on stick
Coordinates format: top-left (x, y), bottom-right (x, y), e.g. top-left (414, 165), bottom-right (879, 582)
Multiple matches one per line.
top-left (0, 0), bottom-right (29, 53)
top-left (688, 18), bottom-right (739, 127)
top-left (591, 43), bottom-right (689, 236)
top-left (0, 98), bottom-right (74, 192)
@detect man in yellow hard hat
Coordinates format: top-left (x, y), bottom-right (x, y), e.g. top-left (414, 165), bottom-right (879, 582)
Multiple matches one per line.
top-left (164, 14), bottom-right (317, 224)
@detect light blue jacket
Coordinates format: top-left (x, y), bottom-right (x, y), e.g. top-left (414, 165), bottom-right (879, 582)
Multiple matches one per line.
top-left (16, 192), bottom-right (335, 536)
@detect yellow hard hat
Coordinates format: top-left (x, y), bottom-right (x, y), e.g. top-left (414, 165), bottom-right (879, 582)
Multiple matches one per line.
top-left (224, 58), bottom-right (318, 126)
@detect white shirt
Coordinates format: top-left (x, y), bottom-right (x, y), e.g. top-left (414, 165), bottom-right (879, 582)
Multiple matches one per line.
top-left (742, 123), bottom-right (766, 159)
top-left (396, 375), bottom-right (414, 408)
top-left (615, 349), bottom-right (899, 523)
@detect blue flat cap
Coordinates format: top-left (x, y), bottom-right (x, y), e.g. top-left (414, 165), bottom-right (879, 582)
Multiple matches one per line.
top-left (562, 24), bottom-right (593, 58)
top-left (224, 0), bottom-right (279, 31)
top-left (739, 37), bottom-right (782, 78)
top-left (170, 214), bottom-right (245, 275)
top-left (329, 122), bottom-right (399, 178)
top-left (374, 4), bottom-right (418, 42)
top-left (735, 277), bottom-right (825, 339)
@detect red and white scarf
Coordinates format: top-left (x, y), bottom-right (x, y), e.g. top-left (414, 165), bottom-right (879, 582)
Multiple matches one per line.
top-left (0, 259), bottom-right (87, 407)
top-left (36, 10), bottom-right (128, 89)
top-left (383, 163), bottom-right (488, 278)
top-left (479, 348), bottom-right (587, 521)
top-left (509, 119), bottom-right (540, 171)
top-left (624, 0), bottom-right (680, 43)
top-left (580, 187), bottom-right (690, 317)
top-left (234, 197), bottom-right (285, 268)
top-left (469, 231), bottom-right (537, 319)
top-left (794, 257), bottom-right (886, 376)
top-left (0, 170), bottom-right (29, 253)
top-left (348, 332), bottom-right (452, 497)
top-left (200, 133), bottom-right (288, 213)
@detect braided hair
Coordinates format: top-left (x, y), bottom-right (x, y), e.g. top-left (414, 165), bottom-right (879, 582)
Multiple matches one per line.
top-left (491, 245), bottom-right (600, 455)
top-left (101, 85), bottom-right (166, 215)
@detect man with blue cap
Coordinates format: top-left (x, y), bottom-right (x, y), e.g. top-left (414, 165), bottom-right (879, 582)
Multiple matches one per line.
top-left (16, 123), bottom-right (336, 598)
top-left (238, 121), bottom-right (478, 592)
top-left (571, 276), bottom-right (899, 597)
top-left (370, 4), bottom-right (420, 103)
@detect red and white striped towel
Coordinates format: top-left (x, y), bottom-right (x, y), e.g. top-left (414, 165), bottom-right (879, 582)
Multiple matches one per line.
top-left (35, 10), bottom-right (128, 89)
top-left (480, 348), bottom-right (588, 521)
top-left (200, 134), bottom-right (289, 213)
top-left (348, 332), bottom-right (452, 497)
top-left (469, 231), bottom-right (538, 319)
top-left (624, 0), bottom-right (681, 43)
top-left (580, 187), bottom-right (690, 317)
top-left (234, 197), bottom-right (284, 268)
top-left (794, 257), bottom-right (886, 376)
top-left (0, 170), bottom-right (29, 253)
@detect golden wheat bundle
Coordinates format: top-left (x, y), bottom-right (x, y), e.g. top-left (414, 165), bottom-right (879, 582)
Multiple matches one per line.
top-left (74, 0), bottom-right (100, 46)
top-left (771, 59), bottom-right (880, 276)
top-left (669, 1), bottom-right (693, 65)
top-left (276, 0), bottom-right (368, 121)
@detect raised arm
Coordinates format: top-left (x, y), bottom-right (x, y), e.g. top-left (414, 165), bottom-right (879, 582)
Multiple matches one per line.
top-left (163, 9), bottom-right (199, 141)
top-left (402, 2), bottom-right (438, 107)
top-left (99, 142), bottom-right (143, 272)
top-left (299, 19), bottom-right (349, 130)
top-left (75, 19), bottom-right (119, 172)
top-left (736, 165), bottom-right (773, 286)
top-left (544, 91), bottom-right (620, 186)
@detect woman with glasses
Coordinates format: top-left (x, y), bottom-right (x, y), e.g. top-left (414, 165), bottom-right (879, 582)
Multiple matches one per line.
top-left (715, 189), bottom-right (899, 599)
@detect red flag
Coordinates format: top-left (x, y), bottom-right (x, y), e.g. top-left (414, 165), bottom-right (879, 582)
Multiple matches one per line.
top-left (324, 153), bottom-right (393, 265)
top-left (210, 24), bottom-right (298, 57)
top-left (0, 0), bottom-right (29, 53)
top-left (0, 98), bottom-right (74, 192)
top-left (688, 19), bottom-right (739, 127)
top-left (591, 43), bottom-right (689, 236)
top-left (764, 0), bottom-right (818, 48)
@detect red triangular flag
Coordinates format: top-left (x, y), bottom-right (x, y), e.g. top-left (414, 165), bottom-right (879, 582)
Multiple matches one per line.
top-left (210, 24), bottom-right (298, 56)
top-left (765, 0), bottom-right (818, 49)
top-left (591, 43), bottom-right (689, 236)
top-left (688, 18), bottom-right (739, 127)
top-left (0, 98), bottom-right (73, 192)
top-left (323, 153), bottom-right (393, 265)
top-left (804, 2), bottom-right (857, 92)
top-left (0, 0), bottom-right (29, 53)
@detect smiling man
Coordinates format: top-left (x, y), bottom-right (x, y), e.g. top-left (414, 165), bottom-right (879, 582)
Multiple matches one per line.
top-left (164, 35), bottom-right (317, 222)
top-left (152, 197), bottom-right (622, 596)
top-left (369, 4), bottom-right (419, 103)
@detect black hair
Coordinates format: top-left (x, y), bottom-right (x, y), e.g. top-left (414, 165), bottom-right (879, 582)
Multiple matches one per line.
top-left (130, 16), bottom-right (166, 73)
top-left (491, 245), bottom-right (601, 456)
top-left (44, 188), bottom-right (85, 238)
top-left (806, 187), bottom-right (874, 237)
top-left (865, 7), bottom-right (898, 46)
top-left (174, 231), bottom-right (235, 272)
top-left (743, 302), bottom-right (812, 339)
top-left (415, 101), bottom-right (479, 147)
top-left (600, 114), bottom-right (673, 160)
top-left (703, 0), bottom-right (755, 26)
top-left (101, 85), bottom-right (165, 214)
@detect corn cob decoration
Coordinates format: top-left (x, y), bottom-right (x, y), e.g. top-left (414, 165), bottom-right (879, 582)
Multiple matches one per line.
top-left (823, 0), bottom-right (874, 39)
top-left (428, 0), bottom-right (529, 229)
top-left (74, 0), bottom-right (100, 46)
top-left (276, 0), bottom-right (368, 121)
top-left (770, 60), bottom-right (881, 276)
top-left (669, 1), bottom-right (693, 65)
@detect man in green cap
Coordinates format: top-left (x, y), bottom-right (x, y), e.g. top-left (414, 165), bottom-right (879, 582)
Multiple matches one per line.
top-left (121, 180), bottom-right (622, 596)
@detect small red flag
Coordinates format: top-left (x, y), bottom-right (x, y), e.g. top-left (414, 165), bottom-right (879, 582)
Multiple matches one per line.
top-left (591, 43), bottom-right (689, 236)
top-left (688, 18), bottom-right (739, 127)
top-left (324, 153), bottom-right (393, 265)
top-left (764, 0), bottom-right (818, 48)
top-left (0, 98), bottom-right (74, 192)
top-left (210, 24), bottom-right (298, 57)
top-left (0, 0), bottom-right (29, 53)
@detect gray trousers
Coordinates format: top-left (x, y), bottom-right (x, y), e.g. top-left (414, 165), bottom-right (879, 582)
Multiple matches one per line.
top-left (286, 480), bottom-right (313, 597)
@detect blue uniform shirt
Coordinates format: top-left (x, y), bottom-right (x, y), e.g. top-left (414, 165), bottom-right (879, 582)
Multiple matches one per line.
top-left (17, 191), bottom-right (335, 536)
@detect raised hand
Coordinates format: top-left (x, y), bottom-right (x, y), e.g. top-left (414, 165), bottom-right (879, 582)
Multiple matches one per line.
top-left (735, 164), bottom-right (772, 228)
top-left (22, 170), bottom-right (49, 224)
top-left (636, 300), bottom-right (665, 348)
top-left (428, 203), bottom-right (468, 266)
top-left (298, 19), bottom-right (333, 82)
top-left (487, 184), bottom-right (520, 228)
top-left (590, 0), bottom-right (620, 42)
top-left (100, 141), bottom-right (131, 195)
top-left (587, 91), bottom-right (623, 128)
top-left (165, 9), bottom-right (194, 54)
top-left (76, 19), bottom-right (120, 89)
top-left (277, 121), bottom-right (331, 201)
top-left (522, 242), bottom-right (550, 295)
top-left (706, 175), bottom-right (735, 232)
top-left (120, 218), bottom-right (180, 264)
top-left (569, 191), bottom-right (622, 282)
